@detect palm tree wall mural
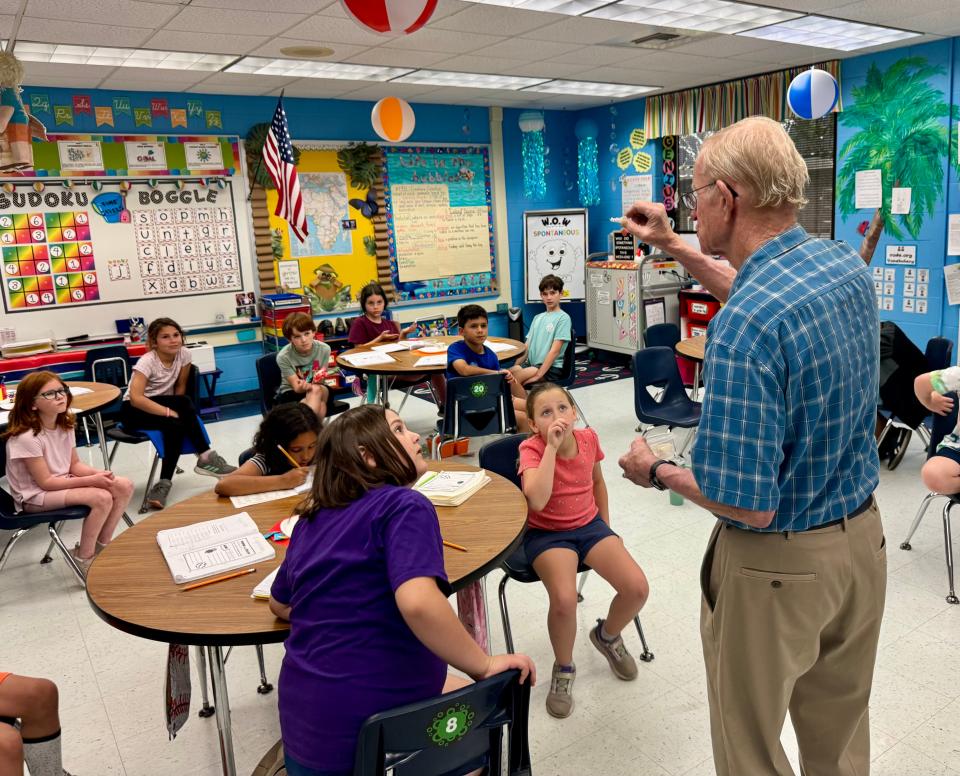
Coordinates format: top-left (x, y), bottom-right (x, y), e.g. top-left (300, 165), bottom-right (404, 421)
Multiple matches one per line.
top-left (837, 57), bottom-right (950, 263)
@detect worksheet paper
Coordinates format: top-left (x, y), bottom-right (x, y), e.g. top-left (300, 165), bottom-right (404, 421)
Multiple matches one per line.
top-left (621, 174), bottom-right (653, 214)
top-left (948, 214), bottom-right (960, 256)
top-left (414, 354), bottom-right (448, 368)
top-left (485, 341), bottom-right (516, 354)
top-left (229, 477), bottom-right (312, 509)
top-left (891, 187), bottom-right (912, 215)
top-left (371, 343), bottom-right (409, 353)
top-left (944, 263), bottom-right (960, 306)
top-left (855, 170), bottom-right (882, 209)
top-left (341, 351), bottom-right (396, 367)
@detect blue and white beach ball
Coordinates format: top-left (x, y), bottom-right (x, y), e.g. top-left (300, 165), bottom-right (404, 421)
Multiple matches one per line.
top-left (787, 68), bottom-right (839, 120)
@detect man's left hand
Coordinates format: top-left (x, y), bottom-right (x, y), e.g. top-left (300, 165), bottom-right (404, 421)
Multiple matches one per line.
top-left (619, 437), bottom-right (658, 487)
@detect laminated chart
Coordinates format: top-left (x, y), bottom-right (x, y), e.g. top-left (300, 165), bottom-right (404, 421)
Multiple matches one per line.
top-left (1, 212), bottom-right (98, 309)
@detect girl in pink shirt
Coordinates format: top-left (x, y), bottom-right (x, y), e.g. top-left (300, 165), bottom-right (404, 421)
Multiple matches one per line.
top-left (2, 370), bottom-right (133, 576)
top-left (518, 383), bottom-right (649, 719)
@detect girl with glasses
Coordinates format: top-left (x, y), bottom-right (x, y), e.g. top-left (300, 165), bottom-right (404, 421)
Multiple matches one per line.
top-left (2, 370), bottom-right (133, 576)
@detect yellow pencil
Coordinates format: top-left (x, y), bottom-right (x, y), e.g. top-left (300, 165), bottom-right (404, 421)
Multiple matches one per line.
top-left (181, 567), bottom-right (257, 591)
top-left (443, 540), bottom-right (468, 552)
top-left (277, 444), bottom-right (300, 469)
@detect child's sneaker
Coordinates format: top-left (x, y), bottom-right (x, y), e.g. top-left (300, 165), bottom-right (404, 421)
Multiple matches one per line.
top-left (194, 450), bottom-right (236, 478)
top-left (146, 478), bottom-right (172, 509)
top-left (546, 662), bottom-right (576, 718)
top-left (590, 619), bottom-right (638, 680)
top-left (68, 544), bottom-right (94, 577)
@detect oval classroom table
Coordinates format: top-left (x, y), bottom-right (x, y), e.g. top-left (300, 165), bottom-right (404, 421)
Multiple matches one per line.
top-left (675, 335), bottom-right (706, 401)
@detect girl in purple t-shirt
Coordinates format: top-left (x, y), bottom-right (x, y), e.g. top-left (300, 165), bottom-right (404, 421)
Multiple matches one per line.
top-left (2, 370), bottom-right (134, 575)
top-left (268, 405), bottom-right (534, 776)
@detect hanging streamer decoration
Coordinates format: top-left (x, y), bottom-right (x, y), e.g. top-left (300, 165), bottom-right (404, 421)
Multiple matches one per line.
top-left (574, 118), bottom-right (599, 207)
top-left (518, 111), bottom-right (546, 200)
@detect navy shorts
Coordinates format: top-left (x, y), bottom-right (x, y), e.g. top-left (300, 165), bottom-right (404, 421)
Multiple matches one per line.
top-left (523, 515), bottom-right (617, 564)
top-left (933, 445), bottom-right (960, 467)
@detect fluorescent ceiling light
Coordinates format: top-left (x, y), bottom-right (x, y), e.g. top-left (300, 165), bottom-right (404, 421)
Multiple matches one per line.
top-left (738, 15), bottom-right (920, 51)
top-left (11, 41), bottom-right (235, 70)
top-left (226, 57), bottom-right (412, 80)
top-left (464, 0), bottom-right (610, 13)
top-left (586, 0), bottom-right (802, 34)
top-left (391, 70), bottom-right (549, 89)
top-left (524, 79), bottom-right (659, 97)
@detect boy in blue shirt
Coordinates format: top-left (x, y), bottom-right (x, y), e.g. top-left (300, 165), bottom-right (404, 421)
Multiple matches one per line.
top-left (447, 304), bottom-right (529, 430)
top-left (511, 275), bottom-right (573, 387)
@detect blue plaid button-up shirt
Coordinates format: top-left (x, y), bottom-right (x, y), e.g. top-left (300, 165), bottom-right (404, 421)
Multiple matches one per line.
top-left (690, 225), bottom-right (880, 532)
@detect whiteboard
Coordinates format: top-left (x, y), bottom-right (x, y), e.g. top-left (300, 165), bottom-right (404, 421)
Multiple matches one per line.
top-left (524, 209), bottom-right (588, 302)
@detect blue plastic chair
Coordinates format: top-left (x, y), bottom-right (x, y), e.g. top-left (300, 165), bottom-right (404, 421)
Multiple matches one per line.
top-left (542, 329), bottom-right (589, 427)
top-left (353, 670), bottom-right (531, 776)
top-left (632, 347), bottom-right (702, 458)
top-left (434, 374), bottom-right (517, 459)
top-left (478, 435), bottom-right (654, 662)
top-left (643, 322), bottom-right (680, 350)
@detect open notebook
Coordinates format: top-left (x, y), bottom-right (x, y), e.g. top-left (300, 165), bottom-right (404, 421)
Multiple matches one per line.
top-left (157, 512), bottom-right (275, 584)
top-left (414, 469), bottom-right (491, 507)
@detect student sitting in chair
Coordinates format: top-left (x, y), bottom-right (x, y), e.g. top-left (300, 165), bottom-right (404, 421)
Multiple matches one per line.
top-left (447, 304), bottom-right (529, 431)
top-left (916, 366), bottom-right (960, 494)
top-left (274, 312), bottom-right (332, 421)
top-left (511, 274), bottom-right (573, 387)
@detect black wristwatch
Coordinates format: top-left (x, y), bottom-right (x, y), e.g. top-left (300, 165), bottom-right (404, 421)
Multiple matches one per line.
top-left (648, 459), bottom-right (674, 491)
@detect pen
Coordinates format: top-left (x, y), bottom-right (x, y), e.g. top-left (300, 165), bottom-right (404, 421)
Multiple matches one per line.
top-left (443, 540), bottom-right (467, 552)
top-left (181, 567), bottom-right (257, 591)
top-left (277, 444), bottom-right (300, 469)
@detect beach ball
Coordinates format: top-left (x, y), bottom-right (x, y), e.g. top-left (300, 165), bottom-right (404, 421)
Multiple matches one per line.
top-left (787, 68), bottom-right (839, 120)
top-left (371, 97), bottom-right (416, 142)
top-left (340, 0), bottom-right (438, 35)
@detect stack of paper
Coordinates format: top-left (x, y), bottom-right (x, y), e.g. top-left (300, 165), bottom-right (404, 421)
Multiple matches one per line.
top-left (414, 354), bottom-right (448, 368)
top-left (415, 470), bottom-right (491, 507)
top-left (341, 351), bottom-right (396, 367)
top-left (252, 567), bottom-right (279, 600)
top-left (486, 340), bottom-right (516, 354)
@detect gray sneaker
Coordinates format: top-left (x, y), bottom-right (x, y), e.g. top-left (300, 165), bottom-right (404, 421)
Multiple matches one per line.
top-left (546, 663), bottom-right (576, 718)
top-left (590, 619), bottom-right (638, 680)
top-left (68, 543), bottom-right (94, 577)
top-left (146, 478), bottom-right (172, 509)
top-left (194, 450), bottom-right (236, 478)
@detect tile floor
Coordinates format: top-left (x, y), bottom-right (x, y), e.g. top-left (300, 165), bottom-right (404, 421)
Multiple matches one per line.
top-left (3, 377), bottom-right (960, 775)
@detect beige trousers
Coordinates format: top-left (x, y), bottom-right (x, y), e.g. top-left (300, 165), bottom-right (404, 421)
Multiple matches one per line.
top-left (700, 503), bottom-right (886, 776)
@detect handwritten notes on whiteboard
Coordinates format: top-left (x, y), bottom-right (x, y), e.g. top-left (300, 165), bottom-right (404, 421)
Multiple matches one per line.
top-left (390, 184), bottom-right (491, 281)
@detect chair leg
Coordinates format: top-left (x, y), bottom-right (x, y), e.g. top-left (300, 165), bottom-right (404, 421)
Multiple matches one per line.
top-left (498, 574), bottom-right (515, 654)
top-left (140, 453), bottom-right (160, 514)
top-left (917, 424), bottom-right (932, 451)
top-left (901, 492), bottom-right (942, 550)
top-left (194, 646), bottom-right (215, 717)
top-left (121, 512), bottom-right (134, 528)
top-left (108, 440), bottom-right (119, 466)
top-left (632, 616), bottom-right (655, 662)
top-left (0, 528), bottom-right (30, 574)
top-left (48, 524), bottom-right (85, 584)
top-left (576, 569), bottom-right (590, 602)
top-left (255, 645), bottom-right (273, 694)
top-left (398, 384), bottom-right (414, 413)
top-left (41, 521), bottom-right (63, 564)
top-left (875, 418), bottom-right (894, 451)
top-left (944, 501), bottom-right (958, 605)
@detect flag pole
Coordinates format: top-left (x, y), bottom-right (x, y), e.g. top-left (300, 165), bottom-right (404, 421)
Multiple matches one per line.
top-left (247, 89), bottom-right (284, 202)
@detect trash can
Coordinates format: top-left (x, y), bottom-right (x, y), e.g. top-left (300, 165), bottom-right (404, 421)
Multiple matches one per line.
top-left (507, 307), bottom-right (524, 342)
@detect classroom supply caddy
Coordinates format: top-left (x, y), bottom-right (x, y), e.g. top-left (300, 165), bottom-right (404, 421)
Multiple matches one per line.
top-left (585, 253), bottom-right (690, 356)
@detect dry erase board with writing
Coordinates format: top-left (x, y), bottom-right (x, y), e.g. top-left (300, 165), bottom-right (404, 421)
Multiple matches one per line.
top-left (382, 145), bottom-right (498, 303)
top-left (0, 133), bottom-right (255, 340)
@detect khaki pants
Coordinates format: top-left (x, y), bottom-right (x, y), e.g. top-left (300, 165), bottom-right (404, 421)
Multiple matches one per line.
top-left (700, 503), bottom-right (886, 776)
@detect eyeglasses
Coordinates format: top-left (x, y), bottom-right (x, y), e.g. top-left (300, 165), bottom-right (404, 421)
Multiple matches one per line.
top-left (680, 180), bottom-right (739, 211)
top-left (38, 387), bottom-right (70, 400)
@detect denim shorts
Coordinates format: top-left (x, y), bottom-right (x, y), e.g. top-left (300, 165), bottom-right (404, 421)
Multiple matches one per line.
top-left (523, 515), bottom-right (617, 564)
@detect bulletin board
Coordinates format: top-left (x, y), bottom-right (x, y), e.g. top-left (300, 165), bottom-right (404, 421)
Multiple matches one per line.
top-left (267, 147), bottom-right (378, 314)
top-left (0, 134), bottom-right (256, 341)
top-left (382, 145), bottom-right (498, 303)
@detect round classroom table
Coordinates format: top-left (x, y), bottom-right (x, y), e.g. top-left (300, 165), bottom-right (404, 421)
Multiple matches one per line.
top-left (0, 380), bottom-right (120, 468)
top-left (85, 462), bottom-right (527, 776)
top-left (336, 334), bottom-right (527, 406)
top-left (675, 335), bottom-right (706, 401)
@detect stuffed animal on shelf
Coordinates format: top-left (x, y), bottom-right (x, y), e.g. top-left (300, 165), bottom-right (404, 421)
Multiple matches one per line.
top-left (0, 51), bottom-right (47, 172)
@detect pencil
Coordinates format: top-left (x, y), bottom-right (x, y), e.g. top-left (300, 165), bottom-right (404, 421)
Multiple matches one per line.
top-left (277, 444), bottom-right (300, 469)
top-left (181, 567), bottom-right (257, 591)
top-left (443, 540), bottom-right (468, 552)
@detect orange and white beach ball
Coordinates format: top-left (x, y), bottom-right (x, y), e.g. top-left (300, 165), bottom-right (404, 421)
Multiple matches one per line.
top-left (371, 97), bottom-right (416, 143)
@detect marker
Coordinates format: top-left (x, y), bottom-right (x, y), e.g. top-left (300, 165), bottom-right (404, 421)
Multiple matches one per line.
top-left (182, 567), bottom-right (257, 591)
top-left (277, 444), bottom-right (300, 469)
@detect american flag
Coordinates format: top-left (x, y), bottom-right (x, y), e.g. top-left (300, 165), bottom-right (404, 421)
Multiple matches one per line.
top-left (262, 96), bottom-right (307, 243)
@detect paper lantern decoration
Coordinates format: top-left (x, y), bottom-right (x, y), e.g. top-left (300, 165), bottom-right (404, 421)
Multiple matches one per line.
top-left (371, 96), bottom-right (416, 142)
top-left (340, 0), bottom-right (438, 35)
top-left (518, 111), bottom-right (546, 200)
top-left (787, 68), bottom-right (839, 120)
top-left (574, 118), bottom-right (599, 207)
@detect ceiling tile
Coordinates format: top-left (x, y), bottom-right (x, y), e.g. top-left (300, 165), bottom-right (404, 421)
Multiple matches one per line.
top-left (748, 0), bottom-right (859, 9)
top-left (97, 67), bottom-right (212, 88)
top-left (144, 29), bottom-right (268, 55)
top-left (478, 37), bottom-right (575, 60)
top-left (289, 16), bottom-right (394, 46)
top-left (545, 45), bottom-right (632, 67)
top-left (336, 82), bottom-right (445, 100)
top-left (571, 65), bottom-right (666, 86)
top-left (382, 28), bottom-right (506, 54)
top-left (665, 34), bottom-right (777, 59)
top-left (21, 73), bottom-right (112, 88)
top-left (24, 0), bottom-right (178, 28)
top-left (99, 75), bottom-right (210, 91)
top-left (189, 0), bottom-right (330, 10)
top-left (727, 42), bottom-right (840, 63)
top-left (163, 6), bottom-right (306, 36)
top-left (269, 77), bottom-right (371, 98)
top-left (431, 54), bottom-right (531, 75)
top-left (500, 61), bottom-right (593, 79)
top-left (187, 82), bottom-right (275, 95)
top-left (830, 0), bottom-right (953, 27)
top-left (343, 47), bottom-right (450, 68)
top-left (432, 5), bottom-right (560, 36)
top-left (17, 17), bottom-right (154, 47)
top-left (521, 16), bottom-right (643, 45)
top-left (250, 37), bottom-right (370, 60)
top-left (907, 9), bottom-right (960, 36)
top-left (0, 15), bottom-right (13, 37)
top-left (21, 60), bottom-right (117, 81)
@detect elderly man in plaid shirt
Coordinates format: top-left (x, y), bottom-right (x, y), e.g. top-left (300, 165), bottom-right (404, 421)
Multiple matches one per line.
top-left (619, 116), bottom-right (884, 776)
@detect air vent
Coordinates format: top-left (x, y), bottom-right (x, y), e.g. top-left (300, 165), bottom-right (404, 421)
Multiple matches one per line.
top-left (631, 32), bottom-right (682, 45)
top-left (607, 28), bottom-right (713, 50)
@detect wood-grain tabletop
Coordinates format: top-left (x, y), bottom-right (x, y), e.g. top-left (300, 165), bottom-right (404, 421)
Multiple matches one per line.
top-left (67, 380), bottom-right (121, 414)
top-left (336, 335), bottom-right (527, 376)
top-left (85, 462), bottom-right (527, 647)
top-left (675, 335), bottom-right (706, 362)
